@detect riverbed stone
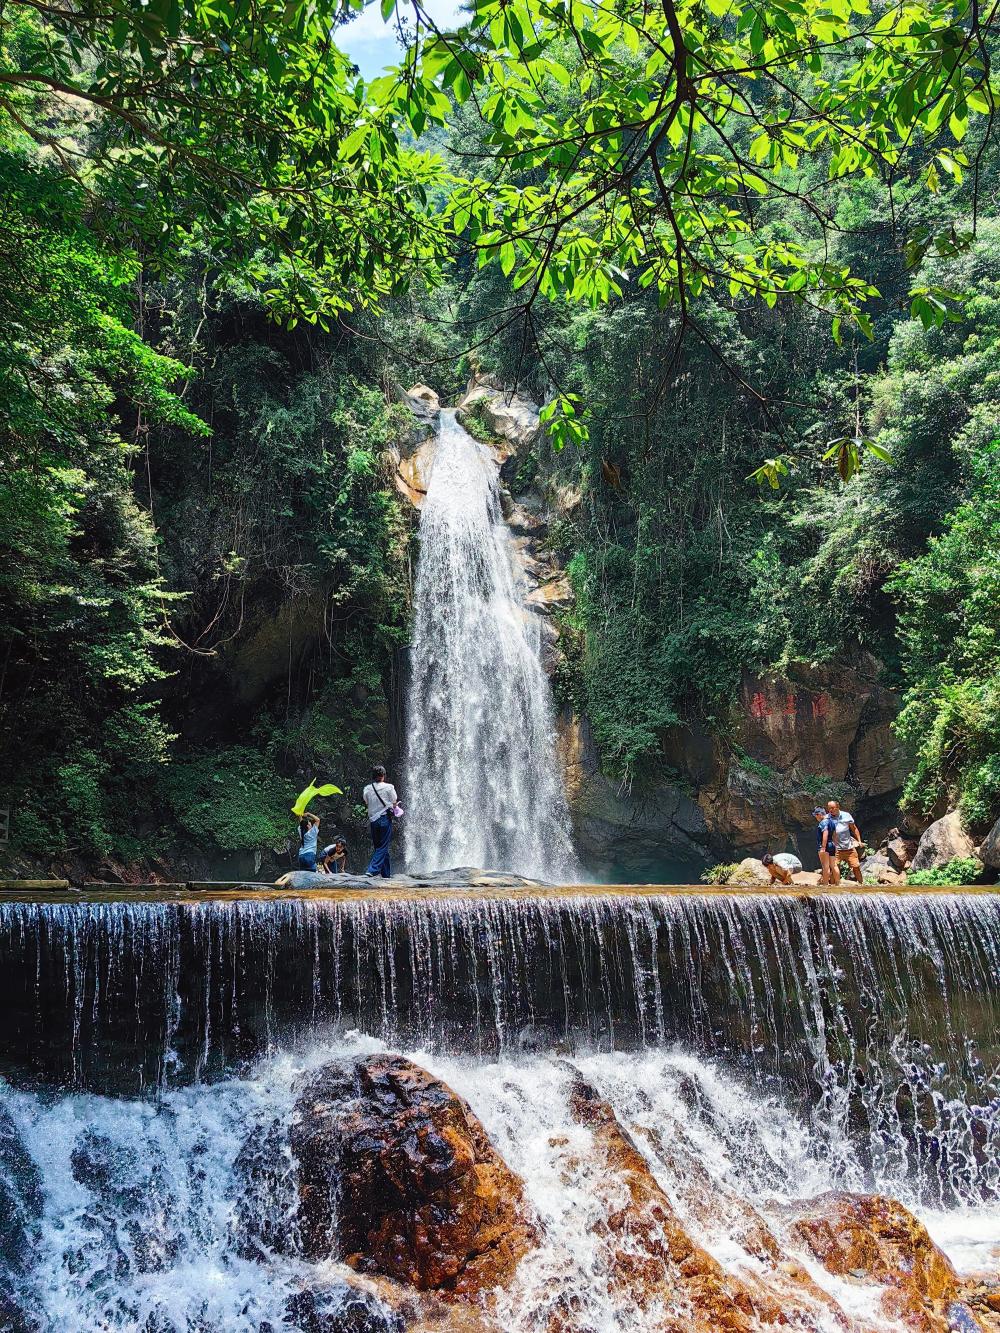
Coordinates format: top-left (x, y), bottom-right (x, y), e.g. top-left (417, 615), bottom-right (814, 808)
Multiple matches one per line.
top-left (886, 833), bottom-right (918, 870)
top-left (910, 809), bottom-right (976, 871)
top-left (290, 1054), bottom-right (537, 1296)
top-left (563, 1073), bottom-right (859, 1332)
top-left (788, 1191), bottom-right (965, 1331)
top-left (284, 1281), bottom-right (405, 1333)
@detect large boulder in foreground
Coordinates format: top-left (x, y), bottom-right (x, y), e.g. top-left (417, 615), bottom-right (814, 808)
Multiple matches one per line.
top-left (290, 1055), bottom-right (536, 1297)
top-left (787, 1191), bottom-right (982, 1331)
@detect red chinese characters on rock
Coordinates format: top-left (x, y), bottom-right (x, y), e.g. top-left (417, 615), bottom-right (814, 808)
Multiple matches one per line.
top-left (811, 694), bottom-right (830, 721)
top-left (749, 692), bottom-right (770, 721)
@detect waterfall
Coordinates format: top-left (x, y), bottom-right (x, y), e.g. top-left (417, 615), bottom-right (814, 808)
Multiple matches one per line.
top-left (2, 889), bottom-right (999, 1328)
top-left (402, 409), bottom-right (576, 879)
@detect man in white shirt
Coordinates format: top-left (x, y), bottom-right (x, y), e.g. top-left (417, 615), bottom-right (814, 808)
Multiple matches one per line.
top-left (826, 800), bottom-right (863, 883)
top-left (363, 764), bottom-right (398, 878)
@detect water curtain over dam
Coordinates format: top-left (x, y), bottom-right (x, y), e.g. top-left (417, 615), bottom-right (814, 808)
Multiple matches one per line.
top-left (403, 410), bottom-right (576, 879)
top-left (2, 889), bottom-right (998, 1213)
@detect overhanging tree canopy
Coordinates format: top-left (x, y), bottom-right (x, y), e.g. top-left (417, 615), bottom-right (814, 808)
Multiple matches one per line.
top-left (353, 0), bottom-right (997, 449)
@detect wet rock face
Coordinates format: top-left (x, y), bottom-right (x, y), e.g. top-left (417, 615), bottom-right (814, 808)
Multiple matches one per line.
top-left (566, 1077), bottom-right (861, 1333)
top-left (788, 1192), bottom-right (971, 1331)
top-left (283, 1282), bottom-right (405, 1333)
top-left (291, 1055), bottom-right (537, 1296)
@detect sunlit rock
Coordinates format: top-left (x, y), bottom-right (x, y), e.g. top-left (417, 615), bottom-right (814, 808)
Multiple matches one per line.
top-left (788, 1191), bottom-right (976, 1331)
top-left (291, 1054), bottom-right (538, 1297)
top-left (563, 1073), bottom-right (856, 1332)
top-left (910, 810), bottom-right (977, 872)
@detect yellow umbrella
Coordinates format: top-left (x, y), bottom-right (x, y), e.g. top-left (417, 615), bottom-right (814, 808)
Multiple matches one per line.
top-left (291, 780), bottom-right (343, 817)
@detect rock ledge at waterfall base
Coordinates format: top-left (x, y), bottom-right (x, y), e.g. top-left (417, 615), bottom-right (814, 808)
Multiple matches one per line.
top-left (285, 1053), bottom-right (999, 1333)
top-left (279, 867), bottom-right (547, 890)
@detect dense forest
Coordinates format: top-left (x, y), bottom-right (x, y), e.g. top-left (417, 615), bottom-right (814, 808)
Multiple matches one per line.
top-left (0, 0), bottom-right (997, 878)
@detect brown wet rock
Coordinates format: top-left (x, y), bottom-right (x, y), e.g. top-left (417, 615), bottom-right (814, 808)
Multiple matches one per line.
top-left (291, 1055), bottom-right (537, 1298)
top-left (959, 1277), bottom-right (1000, 1331)
top-left (787, 1191), bottom-right (982, 1331)
top-left (565, 1074), bottom-right (854, 1332)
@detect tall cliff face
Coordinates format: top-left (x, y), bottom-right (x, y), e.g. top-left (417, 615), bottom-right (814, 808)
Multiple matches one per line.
top-left (403, 376), bottom-right (914, 875)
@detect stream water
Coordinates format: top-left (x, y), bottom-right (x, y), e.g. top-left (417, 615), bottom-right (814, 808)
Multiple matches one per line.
top-left (403, 410), bottom-right (576, 880)
top-left (1, 889), bottom-right (999, 1330)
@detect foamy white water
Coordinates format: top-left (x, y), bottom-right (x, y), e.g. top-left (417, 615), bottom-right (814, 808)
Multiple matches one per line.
top-left (2, 1039), bottom-right (996, 1331)
top-left (403, 409), bottom-right (577, 880)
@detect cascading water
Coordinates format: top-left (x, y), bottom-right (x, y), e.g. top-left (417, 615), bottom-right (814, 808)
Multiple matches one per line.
top-left (1, 887), bottom-right (1000, 1329)
top-left (402, 409), bottom-right (577, 879)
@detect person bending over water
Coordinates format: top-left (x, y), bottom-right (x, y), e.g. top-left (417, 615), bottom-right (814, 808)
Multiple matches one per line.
top-left (363, 764), bottom-right (398, 878)
top-left (761, 852), bottom-right (797, 885)
top-left (319, 838), bottom-right (347, 874)
top-left (297, 811), bottom-right (321, 872)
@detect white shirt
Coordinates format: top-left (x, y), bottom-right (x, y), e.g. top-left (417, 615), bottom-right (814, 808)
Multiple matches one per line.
top-left (832, 811), bottom-right (857, 850)
top-left (363, 781), bottom-right (397, 822)
top-left (774, 853), bottom-right (803, 875)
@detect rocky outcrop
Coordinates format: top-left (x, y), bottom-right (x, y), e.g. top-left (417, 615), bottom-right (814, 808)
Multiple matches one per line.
top-left (982, 817), bottom-right (1000, 869)
top-left (290, 1054), bottom-right (537, 1297)
top-left (276, 867), bottom-right (546, 890)
top-left (910, 809), bottom-right (976, 871)
top-left (456, 382), bottom-right (540, 458)
top-left (391, 385), bottom-right (442, 509)
top-left (557, 713), bottom-right (710, 878)
top-left (787, 1192), bottom-right (981, 1332)
top-left (659, 659), bottom-right (912, 859)
top-left (562, 1074), bottom-right (864, 1332)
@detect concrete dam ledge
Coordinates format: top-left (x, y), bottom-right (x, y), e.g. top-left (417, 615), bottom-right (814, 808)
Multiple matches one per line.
top-left (0, 877), bottom-right (996, 904)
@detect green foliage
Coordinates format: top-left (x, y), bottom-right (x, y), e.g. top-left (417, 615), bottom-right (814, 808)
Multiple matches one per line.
top-left (907, 856), bottom-right (985, 887)
top-left (164, 749), bottom-right (295, 854)
top-left (0, 150), bottom-right (200, 860)
top-left (366, 0), bottom-right (992, 446)
top-left (458, 400), bottom-right (500, 445)
top-left (0, 0), bottom-right (445, 322)
top-left (701, 863), bottom-right (741, 885)
top-left (889, 439), bottom-right (1000, 829)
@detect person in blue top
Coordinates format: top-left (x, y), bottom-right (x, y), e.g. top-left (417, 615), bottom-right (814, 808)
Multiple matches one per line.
top-left (297, 812), bottom-right (321, 872)
top-left (813, 806), bottom-right (839, 885)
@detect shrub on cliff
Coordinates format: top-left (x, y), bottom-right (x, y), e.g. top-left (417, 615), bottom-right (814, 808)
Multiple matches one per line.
top-left (164, 749), bottom-right (295, 855)
top-left (890, 440), bottom-right (1000, 831)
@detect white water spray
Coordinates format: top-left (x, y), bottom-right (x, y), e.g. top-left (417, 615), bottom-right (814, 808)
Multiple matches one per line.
top-left (403, 409), bottom-right (577, 879)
